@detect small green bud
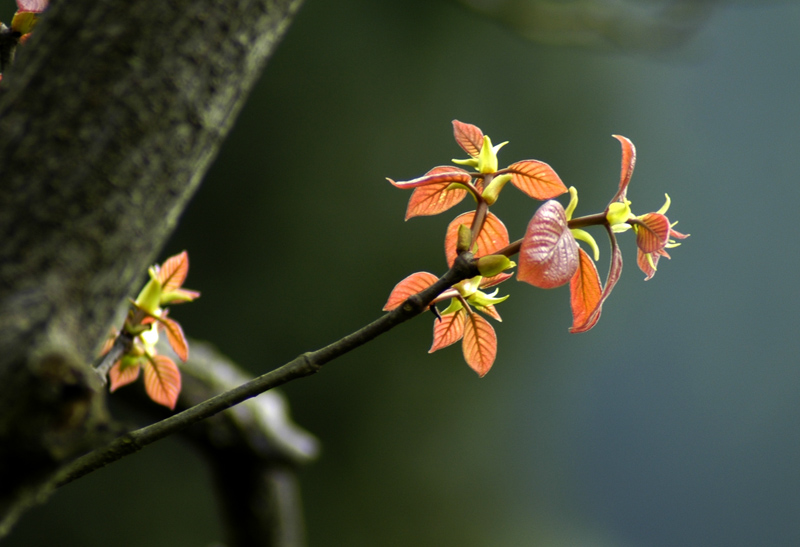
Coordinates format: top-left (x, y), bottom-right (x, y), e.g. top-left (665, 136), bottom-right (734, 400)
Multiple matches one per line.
top-left (456, 224), bottom-right (473, 254)
top-left (134, 268), bottom-right (163, 315)
top-left (481, 173), bottom-right (512, 205)
top-left (478, 136), bottom-right (498, 173)
top-left (476, 255), bottom-right (515, 277)
top-left (452, 157), bottom-right (479, 169)
top-left (606, 200), bottom-right (632, 227)
top-left (468, 288), bottom-right (509, 308)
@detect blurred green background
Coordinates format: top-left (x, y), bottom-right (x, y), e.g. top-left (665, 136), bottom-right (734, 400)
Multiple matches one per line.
top-left (6, 0), bottom-right (800, 545)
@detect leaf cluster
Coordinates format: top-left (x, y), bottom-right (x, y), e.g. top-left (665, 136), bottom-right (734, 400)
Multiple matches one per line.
top-left (99, 251), bottom-right (200, 409)
top-left (384, 121), bottom-right (687, 375)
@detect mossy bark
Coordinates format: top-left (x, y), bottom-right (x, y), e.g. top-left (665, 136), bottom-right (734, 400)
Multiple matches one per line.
top-left (0, 0), bottom-right (302, 534)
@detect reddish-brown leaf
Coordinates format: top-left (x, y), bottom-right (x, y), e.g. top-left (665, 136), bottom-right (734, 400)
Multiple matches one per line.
top-left (160, 316), bottom-right (189, 362)
top-left (157, 251), bottom-right (190, 292)
top-left (143, 354), bottom-right (182, 410)
top-left (452, 120), bottom-right (484, 157)
top-left (109, 361), bottom-right (140, 392)
top-left (383, 272), bottom-right (439, 311)
top-left (462, 312), bottom-right (497, 377)
top-left (569, 248), bottom-right (602, 333)
top-left (444, 211), bottom-right (509, 267)
top-left (517, 200), bottom-right (579, 289)
top-left (475, 304), bottom-right (502, 322)
top-left (401, 166), bottom-right (472, 219)
top-left (429, 308), bottom-right (465, 353)
top-left (98, 329), bottom-right (117, 356)
top-left (479, 272), bottom-right (513, 289)
top-left (634, 213), bottom-right (671, 253)
top-left (504, 160), bottom-right (567, 200)
top-left (16, 0), bottom-right (48, 13)
top-left (388, 166), bottom-right (472, 190)
top-left (572, 226), bottom-right (624, 332)
top-left (610, 135), bottom-right (636, 203)
top-left (637, 249), bottom-right (659, 281)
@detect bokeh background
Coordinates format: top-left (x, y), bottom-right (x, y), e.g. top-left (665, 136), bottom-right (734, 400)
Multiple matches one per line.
top-left (6, 0), bottom-right (800, 545)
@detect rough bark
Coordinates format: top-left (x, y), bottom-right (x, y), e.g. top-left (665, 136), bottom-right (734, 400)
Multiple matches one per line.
top-left (0, 0), bottom-right (303, 533)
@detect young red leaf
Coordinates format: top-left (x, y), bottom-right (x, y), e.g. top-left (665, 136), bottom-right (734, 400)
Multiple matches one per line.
top-left (610, 135), bottom-right (636, 203)
top-left (383, 272), bottom-right (439, 311)
top-left (637, 249), bottom-right (659, 281)
top-left (475, 304), bottom-right (502, 322)
top-left (569, 248), bottom-right (602, 333)
top-left (572, 226), bottom-right (624, 333)
top-left (479, 272), bottom-right (513, 289)
top-left (157, 251), bottom-right (190, 292)
top-left (517, 200), bottom-right (579, 289)
top-left (452, 120), bottom-right (484, 157)
top-left (634, 213), bottom-right (671, 253)
top-left (400, 166), bottom-right (472, 219)
top-left (388, 166), bottom-right (472, 190)
top-left (158, 316), bottom-right (189, 362)
top-left (109, 361), bottom-right (140, 392)
top-left (503, 160), bottom-right (567, 200)
top-left (462, 312), bottom-right (497, 377)
top-left (16, 0), bottom-right (48, 13)
top-left (98, 329), bottom-right (117, 356)
top-left (143, 354), bottom-right (182, 410)
top-left (429, 308), bottom-right (465, 352)
top-left (444, 211), bottom-right (509, 267)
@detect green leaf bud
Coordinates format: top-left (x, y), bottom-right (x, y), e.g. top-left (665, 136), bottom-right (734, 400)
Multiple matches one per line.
top-left (476, 255), bottom-right (515, 277)
top-left (134, 268), bottom-right (163, 315)
top-left (606, 200), bottom-right (632, 227)
top-left (481, 173), bottom-right (512, 205)
top-left (457, 224), bottom-right (473, 254)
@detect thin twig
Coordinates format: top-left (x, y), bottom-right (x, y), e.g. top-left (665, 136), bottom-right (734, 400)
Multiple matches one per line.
top-left (93, 331), bottom-right (133, 384)
top-left (54, 254), bottom-right (479, 487)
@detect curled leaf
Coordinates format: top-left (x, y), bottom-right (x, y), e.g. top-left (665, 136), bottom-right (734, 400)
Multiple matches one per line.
top-left (383, 272), bottom-right (439, 311)
top-left (390, 166), bottom-right (473, 219)
top-left (610, 135), bottom-right (636, 203)
top-left (637, 249), bottom-right (659, 281)
top-left (634, 213), bottom-right (671, 253)
top-left (503, 160), bottom-right (567, 200)
top-left (518, 200), bottom-right (579, 289)
top-left (572, 226), bottom-right (624, 332)
top-left (569, 248), bottom-right (602, 333)
top-left (388, 166), bottom-right (472, 190)
top-left (479, 272), bottom-right (513, 290)
top-left (462, 312), bottom-right (497, 377)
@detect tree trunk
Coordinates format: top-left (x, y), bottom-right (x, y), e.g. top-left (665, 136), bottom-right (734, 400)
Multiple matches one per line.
top-left (0, 0), bottom-right (303, 534)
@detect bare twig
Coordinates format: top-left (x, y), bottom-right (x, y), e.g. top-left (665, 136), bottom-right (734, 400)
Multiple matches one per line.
top-left (122, 340), bottom-right (318, 546)
top-left (55, 254), bottom-right (479, 488)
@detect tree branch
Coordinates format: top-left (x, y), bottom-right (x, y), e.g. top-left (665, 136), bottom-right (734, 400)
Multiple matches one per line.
top-left (0, 0), bottom-right (304, 534)
top-left (55, 254), bottom-right (479, 487)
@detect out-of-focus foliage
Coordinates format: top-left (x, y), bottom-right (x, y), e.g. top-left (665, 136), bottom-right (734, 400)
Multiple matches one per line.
top-left (457, 0), bottom-right (784, 51)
